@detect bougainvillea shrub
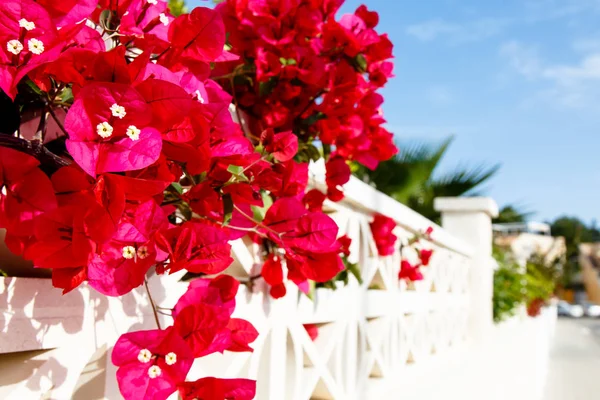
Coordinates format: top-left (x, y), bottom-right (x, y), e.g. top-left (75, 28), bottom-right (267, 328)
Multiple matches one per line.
top-left (0, 0), bottom-right (397, 398)
top-left (398, 227), bottom-right (434, 282)
top-left (214, 0), bottom-right (398, 201)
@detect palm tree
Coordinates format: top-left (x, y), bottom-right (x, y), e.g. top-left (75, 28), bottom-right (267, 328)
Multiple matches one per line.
top-left (356, 136), bottom-right (501, 222)
top-left (495, 205), bottom-right (535, 223)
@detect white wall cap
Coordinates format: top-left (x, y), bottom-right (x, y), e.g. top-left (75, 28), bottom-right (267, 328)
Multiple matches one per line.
top-left (434, 197), bottom-right (499, 218)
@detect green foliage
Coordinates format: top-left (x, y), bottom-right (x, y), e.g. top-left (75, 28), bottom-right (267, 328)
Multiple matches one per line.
top-left (492, 247), bottom-right (559, 323)
top-left (356, 136), bottom-right (500, 222)
top-left (251, 191), bottom-right (273, 222)
top-left (168, 0), bottom-right (187, 16)
top-left (524, 255), bottom-right (556, 303)
top-left (550, 216), bottom-right (600, 286)
top-left (493, 247), bottom-right (525, 322)
top-left (316, 256), bottom-right (362, 290)
top-left (259, 78), bottom-right (278, 97)
top-left (493, 263), bottom-right (524, 322)
top-left (295, 142), bottom-right (322, 163)
top-left (222, 193), bottom-right (233, 225)
top-left (494, 205), bottom-right (534, 224)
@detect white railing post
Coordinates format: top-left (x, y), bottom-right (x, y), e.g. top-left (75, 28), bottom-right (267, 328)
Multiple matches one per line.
top-left (434, 197), bottom-right (498, 344)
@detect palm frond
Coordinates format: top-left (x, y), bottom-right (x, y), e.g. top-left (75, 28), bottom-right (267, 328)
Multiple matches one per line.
top-left (355, 135), bottom-right (504, 223)
top-left (366, 136), bottom-right (454, 202)
top-left (495, 204), bottom-right (536, 223)
top-left (429, 162), bottom-right (501, 198)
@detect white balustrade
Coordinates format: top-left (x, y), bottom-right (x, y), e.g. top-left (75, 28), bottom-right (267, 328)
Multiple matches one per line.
top-left (0, 163), bottom-right (555, 400)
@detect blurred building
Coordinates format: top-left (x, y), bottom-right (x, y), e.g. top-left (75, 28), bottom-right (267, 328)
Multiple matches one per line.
top-left (578, 243), bottom-right (600, 304)
top-left (493, 222), bottom-right (566, 266)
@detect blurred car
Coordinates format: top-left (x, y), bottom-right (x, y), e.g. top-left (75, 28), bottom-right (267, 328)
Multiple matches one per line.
top-left (557, 301), bottom-right (584, 318)
top-left (581, 301), bottom-right (600, 317)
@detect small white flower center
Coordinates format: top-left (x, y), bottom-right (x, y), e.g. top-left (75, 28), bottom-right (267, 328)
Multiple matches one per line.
top-left (27, 38), bottom-right (44, 55)
top-left (19, 18), bottom-right (35, 31)
top-left (147, 0), bottom-right (158, 5)
top-left (6, 39), bottom-right (23, 55)
top-left (96, 121), bottom-right (114, 138)
top-left (159, 13), bottom-right (169, 26)
top-left (122, 245), bottom-right (136, 259)
top-left (138, 349), bottom-right (152, 363)
top-left (110, 103), bottom-right (126, 119)
top-left (148, 365), bottom-right (162, 379)
top-left (165, 352), bottom-right (177, 365)
top-left (126, 125), bottom-right (141, 141)
top-left (137, 246), bottom-right (149, 259)
top-left (194, 90), bottom-right (205, 103)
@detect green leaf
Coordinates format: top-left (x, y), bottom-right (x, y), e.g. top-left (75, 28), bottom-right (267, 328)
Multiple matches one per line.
top-left (170, 182), bottom-right (183, 195)
top-left (296, 142), bottom-right (322, 163)
top-left (347, 262), bottom-right (363, 284)
top-left (179, 204), bottom-right (192, 221)
top-left (322, 143), bottom-right (331, 158)
top-left (181, 271), bottom-right (207, 281)
top-left (337, 270), bottom-right (349, 286)
top-left (279, 57), bottom-right (297, 66)
top-left (99, 9), bottom-right (112, 29)
top-left (354, 54), bottom-right (367, 73)
top-left (302, 112), bottom-right (326, 127)
top-left (227, 165), bottom-right (244, 175)
top-left (259, 78), bottom-right (278, 97)
top-left (251, 191), bottom-right (273, 222)
top-left (251, 205), bottom-right (264, 223)
top-left (59, 87), bottom-right (73, 104)
top-left (227, 164), bottom-right (248, 182)
top-left (222, 193), bottom-right (233, 226)
top-left (305, 280), bottom-right (316, 300)
top-left (25, 79), bottom-right (43, 95)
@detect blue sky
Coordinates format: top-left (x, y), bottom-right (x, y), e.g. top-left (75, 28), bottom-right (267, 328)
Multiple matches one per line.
top-left (191, 0), bottom-right (600, 224)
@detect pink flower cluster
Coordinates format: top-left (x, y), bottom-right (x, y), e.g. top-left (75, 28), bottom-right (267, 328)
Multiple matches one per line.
top-left (399, 227), bottom-right (434, 282)
top-left (0, 0), bottom-right (397, 398)
top-left (369, 213), bottom-right (435, 282)
top-left (215, 0), bottom-right (398, 201)
top-left (113, 276), bottom-right (257, 399)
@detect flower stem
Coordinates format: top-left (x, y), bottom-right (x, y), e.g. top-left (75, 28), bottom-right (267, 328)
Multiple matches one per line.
top-left (0, 135), bottom-right (70, 169)
top-left (47, 106), bottom-right (68, 137)
top-left (144, 278), bottom-right (162, 330)
top-left (233, 204), bottom-right (282, 238)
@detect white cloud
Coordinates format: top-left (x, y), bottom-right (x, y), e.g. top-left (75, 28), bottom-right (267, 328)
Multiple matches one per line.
top-left (384, 125), bottom-right (476, 139)
top-left (406, 17), bottom-right (510, 43)
top-left (499, 41), bottom-right (542, 78)
top-left (405, 19), bottom-right (461, 41)
top-left (407, 1), bottom-right (600, 44)
top-left (572, 36), bottom-right (600, 52)
top-left (524, 0), bottom-right (600, 19)
top-left (543, 54), bottom-right (600, 82)
top-left (500, 40), bottom-right (600, 108)
top-left (425, 85), bottom-right (455, 106)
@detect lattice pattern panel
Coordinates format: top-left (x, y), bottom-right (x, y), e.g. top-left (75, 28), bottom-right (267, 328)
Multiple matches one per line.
top-left (0, 190), bottom-right (472, 399)
top-left (189, 198), bottom-right (473, 400)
